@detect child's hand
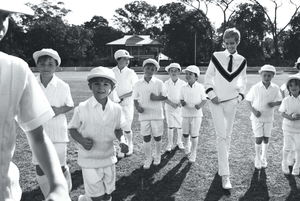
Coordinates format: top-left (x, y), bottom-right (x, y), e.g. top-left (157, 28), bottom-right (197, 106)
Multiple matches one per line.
top-left (292, 113), bottom-right (300, 120)
top-left (150, 93), bottom-right (158, 100)
top-left (119, 142), bottom-right (129, 154)
top-left (81, 137), bottom-right (93, 150)
top-left (181, 100), bottom-right (186, 107)
top-left (136, 105), bottom-right (144, 113)
top-left (211, 97), bottom-right (219, 105)
top-left (195, 104), bottom-right (201, 110)
top-left (171, 102), bottom-right (178, 109)
top-left (268, 102), bottom-right (276, 108)
top-left (254, 110), bottom-right (261, 118)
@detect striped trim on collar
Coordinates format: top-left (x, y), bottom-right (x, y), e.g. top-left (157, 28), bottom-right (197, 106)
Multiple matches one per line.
top-left (211, 55), bottom-right (247, 82)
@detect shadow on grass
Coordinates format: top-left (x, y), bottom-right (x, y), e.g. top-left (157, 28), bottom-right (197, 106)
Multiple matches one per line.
top-left (113, 147), bottom-right (192, 201)
top-left (239, 168), bottom-right (269, 201)
top-left (21, 187), bottom-right (43, 201)
top-left (285, 174), bottom-right (300, 200)
top-left (204, 172), bottom-right (231, 201)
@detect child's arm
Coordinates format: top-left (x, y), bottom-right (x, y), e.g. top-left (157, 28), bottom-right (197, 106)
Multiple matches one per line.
top-left (246, 100), bottom-right (261, 118)
top-left (26, 126), bottom-right (70, 201)
top-left (52, 105), bottom-right (73, 116)
top-left (180, 99), bottom-right (186, 107)
top-left (195, 100), bottom-right (207, 110)
top-left (165, 99), bottom-right (179, 108)
top-left (268, 101), bottom-right (282, 108)
top-left (150, 93), bottom-right (168, 101)
top-left (281, 112), bottom-right (296, 121)
top-left (69, 128), bottom-right (93, 150)
top-left (119, 91), bottom-right (133, 101)
top-left (115, 128), bottom-right (129, 153)
top-left (134, 99), bottom-right (144, 113)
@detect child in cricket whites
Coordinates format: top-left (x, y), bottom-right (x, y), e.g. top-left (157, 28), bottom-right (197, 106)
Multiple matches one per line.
top-left (69, 67), bottom-right (128, 201)
top-left (0, 2), bottom-right (70, 200)
top-left (180, 65), bottom-right (207, 162)
top-left (246, 65), bottom-right (282, 169)
top-left (164, 63), bottom-right (186, 151)
top-left (133, 58), bottom-right (167, 169)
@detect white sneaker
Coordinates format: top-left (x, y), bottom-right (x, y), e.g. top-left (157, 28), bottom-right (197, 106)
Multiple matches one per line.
top-left (189, 152), bottom-right (196, 163)
top-left (166, 144), bottom-right (172, 152)
top-left (282, 162), bottom-right (290, 174)
top-left (117, 151), bottom-right (125, 158)
top-left (292, 166), bottom-right (299, 175)
top-left (143, 158), bottom-right (153, 169)
top-left (153, 155), bottom-right (161, 165)
top-left (255, 156), bottom-right (261, 169)
top-left (177, 141), bottom-right (184, 149)
top-left (261, 156), bottom-right (267, 168)
top-left (126, 145), bottom-right (133, 156)
top-left (222, 175), bottom-right (232, 189)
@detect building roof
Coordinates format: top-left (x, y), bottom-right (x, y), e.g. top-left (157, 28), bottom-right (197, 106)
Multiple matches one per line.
top-left (106, 35), bottom-right (161, 46)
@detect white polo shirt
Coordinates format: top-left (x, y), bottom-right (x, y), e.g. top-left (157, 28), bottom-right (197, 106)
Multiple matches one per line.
top-left (164, 78), bottom-right (186, 113)
top-left (68, 97), bottom-right (126, 168)
top-left (279, 95), bottom-right (300, 133)
top-left (37, 75), bottom-right (74, 143)
top-left (246, 81), bottom-right (282, 122)
top-left (179, 82), bottom-right (207, 117)
top-left (112, 66), bottom-right (139, 106)
top-left (133, 76), bottom-right (167, 121)
top-left (0, 52), bottom-right (54, 201)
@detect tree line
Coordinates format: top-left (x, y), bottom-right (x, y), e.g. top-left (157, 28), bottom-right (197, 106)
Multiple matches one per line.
top-left (0, 0), bottom-right (299, 67)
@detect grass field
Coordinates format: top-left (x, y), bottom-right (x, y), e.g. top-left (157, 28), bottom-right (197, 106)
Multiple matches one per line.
top-left (15, 71), bottom-right (300, 201)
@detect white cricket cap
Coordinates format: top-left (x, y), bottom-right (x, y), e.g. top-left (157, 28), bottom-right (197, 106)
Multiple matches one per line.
top-left (114, 49), bottom-right (134, 60)
top-left (258, 64), bottom-right (276, 75)
top-left (33, 48), bottom-right (61, 66)
top-left (87, 66), bottom-right (117, 84)
top-left (165, 63), bottom-right (181, 72)
top-left (143, 58), bottom-right (160, 71)
top-left (182, 65), bottom-right (200, 76)
top-left (285, 74), bottom-right (300, 86)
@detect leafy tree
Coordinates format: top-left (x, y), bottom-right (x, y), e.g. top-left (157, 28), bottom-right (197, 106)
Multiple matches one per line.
top-left (159, 3), bottom-right (213, 65)
top-left (226, 3), bottom-right (268, 65)
top-left (112, 1), bottom-right (160, 35)
top-left (249, 0), bottom-right (300, 64)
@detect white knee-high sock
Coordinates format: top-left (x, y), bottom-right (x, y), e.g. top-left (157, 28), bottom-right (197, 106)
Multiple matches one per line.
top-left (261, 143), bottom-right (269, 159)
top-left (63, 165), bottom-right (72, 192)
top-left (191, 137), bottom-right (198, 154)
top-left (36, 174), bottom-right (49, 198)
top-left (177, 129), bottom-right (183, 144)
top-left (125, 131), bottom-right (133, 148)
top-left (143, 141), bottom-right (151, 160)
top-left (167, 128), bottom-right (174, 146)
top-left (155, 140), bottom-right (162, 156)
top-left (294, 150), bottom-right (300, 168)
top-left (255, 144), bottom-right (262, 159)
top-left (283, 148), bottom-right (290, 165)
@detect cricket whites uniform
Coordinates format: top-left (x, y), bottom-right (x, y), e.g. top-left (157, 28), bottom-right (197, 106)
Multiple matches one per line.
top-left (204, 49), bottom-right (247, 176)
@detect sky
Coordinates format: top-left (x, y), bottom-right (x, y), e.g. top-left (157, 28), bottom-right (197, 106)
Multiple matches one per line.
top-left (26, 0), bottom-right (295, 28)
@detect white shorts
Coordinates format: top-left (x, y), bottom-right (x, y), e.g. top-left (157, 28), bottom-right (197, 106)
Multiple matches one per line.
top-left (166, 111), bottom-right (182, 128)
top-left (182, 117), bottom-right (202, 137)
top-left (251, 121), bottom-right (273, 138)
top-left (140, 120), bottom-right (164, 137)
top-left (121, 105), bottom-right (134, 131)
top-left (32, 142), bottom-right (67, 166)
top-left (82, 165), bottom-right (116, 197)
top-left (283, 130), bottom-right (300, 150)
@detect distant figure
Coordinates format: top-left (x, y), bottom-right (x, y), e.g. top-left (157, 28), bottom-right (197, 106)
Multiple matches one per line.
top-left (246, 65), bottom-right (282, 170)
top-left (204, 27), bottom-right (247, 190)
